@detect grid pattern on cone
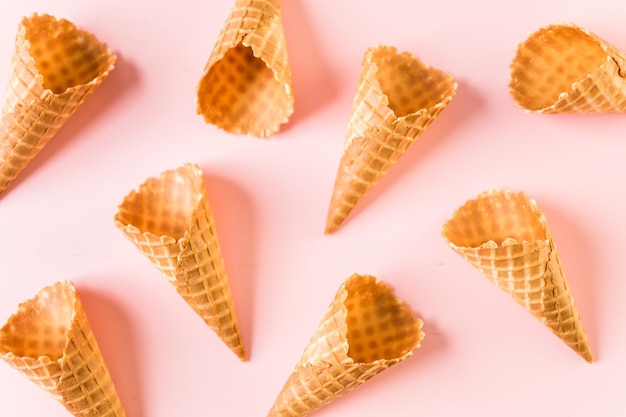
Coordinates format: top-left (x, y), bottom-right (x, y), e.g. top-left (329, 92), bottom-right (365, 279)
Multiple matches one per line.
top-left (114, 165), bottom-right (202, 282)
top-left (455, 241), bottom-right (560, 329)
top-left (325, 45), bottom-right (456, 233)
top-left (197, 44), bottom-right (289, 136)
top-left (509, 23), bottom-right (626, 113)
top-left (59, 300), bottom-right (125, 416)
top-left (212, 0), bottom-right (289, 90)
top-left (0, 355), bottom-right (63, 399)
top-left (297, 281), bottom-right (350, 367)
top-left (0, 13), bottom-right (115, 194)
top-left (0, 280), bottom-right (73, 399)
top-left (542, 246), bottom-right (590, 357)
top-left (0, 282), bottom-right (125, 416)
top-left (1, 93), bottom-right (87, 192)
top-left (269, 362), bottom-right (387, 417)
top-left (269, 274), bottom-right (423, 417)
top-left (116, 227), bottom-right (180, 282)
top-left (2, 24), bottom-right (41, 117)
top-left (176, 195), bottom-right (244, 359)
top-left (114, 164), bottom-right (245, 360)
top-left (343, 276), bottom-right (422, 363)
top-left (442, 190), bottom-right (593, 362)
top-left (441, 189), bottom-right (545, 248)
top-left (197, 0), bottom-right (293, 137)
top-left (3, 14), bottom-right (115, 113)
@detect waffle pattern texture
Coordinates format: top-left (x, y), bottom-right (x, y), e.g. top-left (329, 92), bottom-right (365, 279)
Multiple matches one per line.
top-left (268, 273), bottom-right (424, 416)
top-left (325, 45), bottom-right (457, 234)
top-left (510, 23), bottom-right (626, 113)
top-left (196, 0), bottom-right (294, 137)
top-left (0, 281), bottom-right (126, 416)
top-left (114, 163), bottom-right (245, 361)
top-left (0, 13), bottom-right (115, 194)
top-left (442, 189), bottom-right (592, 362)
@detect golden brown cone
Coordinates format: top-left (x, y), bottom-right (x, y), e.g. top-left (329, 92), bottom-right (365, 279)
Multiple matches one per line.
top-left (325, 45), bottom-right (456, 234)
top-left (442, 189), bottom-right (592, 362)
top-left (196, 0), bottom-right (294, 137)
top-left (0, 13), bottom-right (116, 195)
top-left (510, 23), bottom-right (626, 113)
top-left (268, 273), bottom-right (424, 416)
top-left (0, 281), bottom-right (126, 416)
top-left (114, 163), bottom-right (245, 361)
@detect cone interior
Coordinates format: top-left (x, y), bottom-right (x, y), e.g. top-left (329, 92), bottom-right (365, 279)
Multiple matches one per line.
top-left (344, 276), bottom-right (421, 363)
top-left (0, 282), bottom-right (73, 361)
top-left (197, 44), bottom-right (289, 134)
top-left (115, 166), bottom-right (202, 239)
top-left (510, 25), bottom-right (607, 111)
top-left (442, 191), bottom-right (546, 248)
top-left (22, 14), bottom-right (113, 94)
top-left (373, 47), bottom-right (456, 117)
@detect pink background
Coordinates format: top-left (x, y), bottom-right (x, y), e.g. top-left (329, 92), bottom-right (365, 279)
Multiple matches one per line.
top-left (1, 1), bottom-right (625, 416)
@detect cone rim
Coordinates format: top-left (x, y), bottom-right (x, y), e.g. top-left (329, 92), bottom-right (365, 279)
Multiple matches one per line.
top-left (113, 163), bottom-right (204, 244)
top-left (363, 44), bottom-right (457, 121)
top-left (17, 12), bottom-right (117, 100)
top-left (508, 22), bottom-right (623, 113)
top-left (0, 280), bottom-right (77, 364)
top-left (441, 189), bottom-right (550, 249)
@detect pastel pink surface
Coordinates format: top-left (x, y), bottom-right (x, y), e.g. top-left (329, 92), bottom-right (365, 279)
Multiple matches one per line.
top-left (0, 1), bottom-right (625, 416)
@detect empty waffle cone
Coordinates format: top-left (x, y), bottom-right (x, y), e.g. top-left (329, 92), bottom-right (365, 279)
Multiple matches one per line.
top-left (442, 189), bottom-right (592, 362)
top-left (114, 163), bottom-right (245, 361)
top-left (509, 23), bottom-right (626, 113)
top-left (325, 45), bottom-right (456, 234)
top-left (268, 273), bottom-right (424, 416)
top-left (196, 0), bottom-right (294, 137)
top-left (0, 13), bottom-right (116, 195)
top-left (0, 281), bottom-right (126, 416)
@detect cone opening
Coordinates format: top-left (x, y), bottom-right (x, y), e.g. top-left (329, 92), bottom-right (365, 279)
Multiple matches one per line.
top-left (344, 275), bottom-right (421, 363)
top-left (24, 14), bottom-right (114, 94)
top-left (0, 282), bottom-right (74, 361)
top-left (115, 165), bottom-right (204, 239)
top-left (510, 25), bottom-right (607, 110)
top-left (442, 190), bottom-right (547, 248)
top-left (372, 46), bottom-right (455, 117)
top-left (197, 44), bottom-right (290, 136)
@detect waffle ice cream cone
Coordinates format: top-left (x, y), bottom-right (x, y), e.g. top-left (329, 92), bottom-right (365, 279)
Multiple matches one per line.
top-left (325, 45), bottom-right (456, 234)
top-left (196, 0), bottom-right (294, 137)
top-left (442, 189), bottom-right (592, 362)
top-left (268, 273), bottom-right (424, 416)
top-left (0, 13), bottom-right (116, 195)
top-left (509, 23), bottom-right (626, 113)
top-left (0, 281), bottom-right (126, 416)
top-left (114, 163), bottom-right (245, 361)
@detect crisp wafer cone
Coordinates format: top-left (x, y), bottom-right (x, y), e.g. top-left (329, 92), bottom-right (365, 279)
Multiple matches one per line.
top-left (325, 45), bottom-right (456, 234)
top-left (196, 0), bottom-right (294, 137)
top-left (114, 163), bottom-right (245, 361)
top-left (268, 273), bottom-right (424, 416)
top-left (510, 23), bottom-right (626, 113)
top-left (442, 189), bottom-right (592, 362)
top-left (0, 13), bottom-right (116, 195)
top-left (0, 281), bottom-right (126, 416)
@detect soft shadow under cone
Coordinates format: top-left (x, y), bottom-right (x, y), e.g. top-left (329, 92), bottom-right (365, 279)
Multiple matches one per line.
top-left (442, 189), bottom-right (592, 362)
top-left (196, 0), bottom-right (294, 137)
top-left (510, 23), bottom-right (626, 113)
top-left (0, 13), bottom-right (116, 195)
top-left (0, 281), bottom-right (126, 416)
top-left (325, 45), bottom-right (456, 234)
top-left (114, 163), bottom-right (245, 361)
top-left (268, 274), bottom-right (424, 416)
